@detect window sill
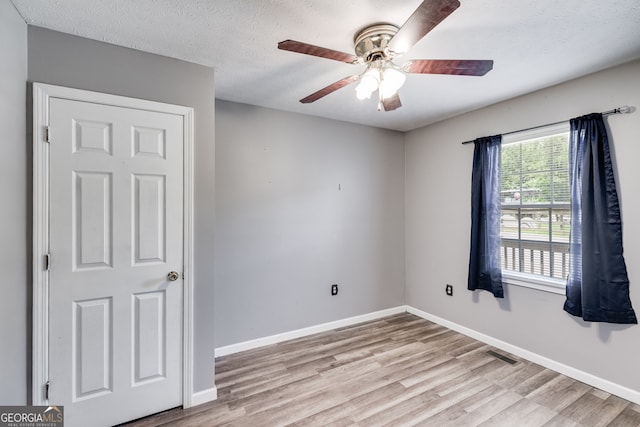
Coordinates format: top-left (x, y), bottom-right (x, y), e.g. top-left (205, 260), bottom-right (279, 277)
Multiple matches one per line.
top-left (502, 271), bottom-right (566, 295)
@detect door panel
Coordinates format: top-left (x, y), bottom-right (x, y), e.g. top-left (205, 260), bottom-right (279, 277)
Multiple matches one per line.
top-left (133, 174), bottom-right (166, 264)
top-left (73, 297), bottom-right (112, 400)
top-left (48, 97), bottom-right (183, 426)
top-left (132, 126), bottom-right (166, 158)
top-left (133, 291), bottom-right (166, 384)
top-left (73, 171), bottom-right (112, 270)
top-left (73, 119), bottom-right (112, 154)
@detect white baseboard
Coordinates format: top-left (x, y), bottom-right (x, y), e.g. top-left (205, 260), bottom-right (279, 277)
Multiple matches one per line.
top-left (406, 306), bottom-right (640, 406)
top-left (214, 306), bottom-right (406, 357)
top-left (189, 386), bottom-right (218, 407)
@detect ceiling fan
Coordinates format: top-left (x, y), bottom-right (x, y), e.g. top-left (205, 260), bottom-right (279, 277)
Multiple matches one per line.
top-left (278, 0), bottom-right (493, 112)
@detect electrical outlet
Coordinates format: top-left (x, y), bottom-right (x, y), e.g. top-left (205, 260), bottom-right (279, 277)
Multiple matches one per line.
top-left (445, 284), bottom-right (453, 296)
top-left (331, 284), bottom-right (339, 296)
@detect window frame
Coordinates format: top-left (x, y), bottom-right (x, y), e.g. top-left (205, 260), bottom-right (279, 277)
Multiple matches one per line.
top-left (500, 122), bottom-right (570, 295)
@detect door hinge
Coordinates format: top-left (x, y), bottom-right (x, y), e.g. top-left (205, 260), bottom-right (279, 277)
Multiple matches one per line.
top-left (44, 126), bottom-right (50, 143)
top-left (44, 254), bottom-right (50, 271)
top-left (45, 380), bottom-right (50, 400)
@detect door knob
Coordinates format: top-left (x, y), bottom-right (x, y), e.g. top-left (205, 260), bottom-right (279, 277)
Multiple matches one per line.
top-left (167, 271), bottom-right (179, 281)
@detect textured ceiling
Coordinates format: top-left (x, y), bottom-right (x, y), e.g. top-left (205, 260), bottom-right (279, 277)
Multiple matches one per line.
top-left (11, 0), bottom-right (640, 131)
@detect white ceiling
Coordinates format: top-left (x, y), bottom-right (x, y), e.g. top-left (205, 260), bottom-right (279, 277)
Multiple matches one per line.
top-left (11, 0), bottom-right (640, 131)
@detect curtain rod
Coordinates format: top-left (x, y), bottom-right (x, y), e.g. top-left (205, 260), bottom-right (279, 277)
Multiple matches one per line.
top-left (460, 106), bottom-right (632, 145)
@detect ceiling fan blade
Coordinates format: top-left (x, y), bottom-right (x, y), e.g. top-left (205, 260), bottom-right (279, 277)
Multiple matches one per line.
top-left (388, 0), bottom-right (460, 55)
top-left (278, 40), bottom-right (358, 64)
top-left (382, 94), bottom-right (402, 111)
top-left (404, 59), bottom-right (494, 76)
top-left (300, 76), bottom-right (359, 104)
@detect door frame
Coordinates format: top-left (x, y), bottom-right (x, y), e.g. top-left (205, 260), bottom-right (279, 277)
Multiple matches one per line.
top-left (32, 83), bottom-right (197, 409)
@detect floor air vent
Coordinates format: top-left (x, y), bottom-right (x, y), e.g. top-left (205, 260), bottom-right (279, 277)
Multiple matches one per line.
top-left (486, 350), bottom-right (517, 365)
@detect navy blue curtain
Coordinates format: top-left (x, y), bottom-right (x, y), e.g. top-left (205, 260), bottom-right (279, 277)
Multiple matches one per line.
top-left (468, 135), bottom-right (503, 298)
top-left (564, 113), bottom-right (637, 323)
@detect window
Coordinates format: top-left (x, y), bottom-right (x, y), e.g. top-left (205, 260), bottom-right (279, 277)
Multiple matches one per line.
top-left (500, 123), bottom-right (570, 293)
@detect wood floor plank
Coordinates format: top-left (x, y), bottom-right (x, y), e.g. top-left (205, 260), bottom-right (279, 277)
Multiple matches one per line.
top-left (447, 338), bottom-right (488, 357)
top-left (398, 356), bottom-right (462, 388)
top-left (456, 389), bottom-right (525, 425)
top-left (392, 377), bottom-right (497, 426)
top-left (224, 367), bottom-right (318, 400)
top-left (227, 374), bottom-right (324, 413)
top-left (560, 391), bottom-right (629, 426)
top-left (122, 313), bottom-right (636, 427)
top-left (528, 376), bottom-right (593, 412)
top-left (454, 345), bottom-right (500, 370)
top-left (607, 405), bottom-right (640, 427)
top-left (159, 406), bottom-right (245, 427)
top-left (356, 389), bottom-right (440, 425)
top-left (478, 397), bottom-right (557, 426)
top-left (433, 373), bottom-right (493, 399)
top-left (340, 381), bottom-right (407, 412)
top-left (542, 414), bottom-right (582, 426)
top-left (513, 368), bottom-right (563, 396)
top-left (239, 388), bottom-right (341, 426)
top-left (497, 360), bottom-right (546, 390)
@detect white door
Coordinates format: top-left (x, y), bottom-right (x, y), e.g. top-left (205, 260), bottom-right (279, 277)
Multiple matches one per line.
top-left (47, 97), bottom-right (184, 426)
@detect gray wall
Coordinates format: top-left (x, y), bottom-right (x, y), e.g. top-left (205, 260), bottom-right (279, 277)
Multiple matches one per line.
top-left (27, 27), bottom-right (216, 393)
top-left (405, 59), bottom-right (640, 392)
top-left (0, 1), bottom-right (28, 405)
top-left (215, 101), bottom-right (405, 347)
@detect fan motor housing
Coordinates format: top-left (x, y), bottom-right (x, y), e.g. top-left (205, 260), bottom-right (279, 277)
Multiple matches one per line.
top-left (354, 24), bottom-right (399, 62)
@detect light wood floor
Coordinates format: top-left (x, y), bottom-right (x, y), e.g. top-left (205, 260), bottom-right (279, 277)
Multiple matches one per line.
top-left (123, 313), bottom-right (640, 426)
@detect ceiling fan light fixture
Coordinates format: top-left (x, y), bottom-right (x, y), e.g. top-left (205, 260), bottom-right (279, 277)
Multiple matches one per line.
top-left (355, 68), bottom-right (380, 100)
top-left (380, 67), bottom-right (406, 98)
top-left (356, 62), bottom-right (406, 101)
